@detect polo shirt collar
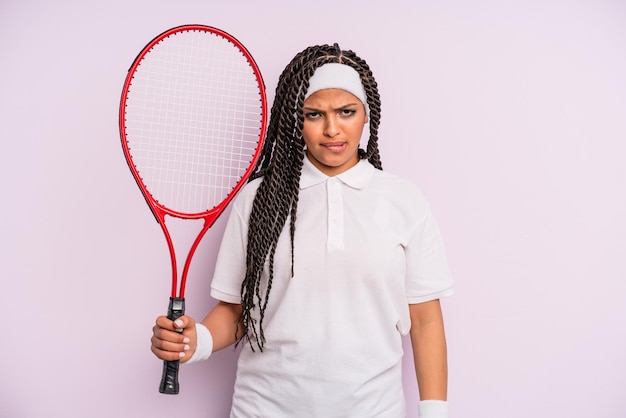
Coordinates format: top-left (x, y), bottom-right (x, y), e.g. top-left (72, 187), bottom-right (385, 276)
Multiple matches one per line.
top-left (300, 155), bottom-right (375, 190)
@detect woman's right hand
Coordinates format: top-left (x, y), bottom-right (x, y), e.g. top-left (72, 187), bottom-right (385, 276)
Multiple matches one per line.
top-left (150, 315), bottom-right (198, 363)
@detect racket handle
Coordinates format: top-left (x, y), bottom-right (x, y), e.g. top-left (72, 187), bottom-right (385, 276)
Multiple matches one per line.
top-left (159, 297), bottom-right (185, 394)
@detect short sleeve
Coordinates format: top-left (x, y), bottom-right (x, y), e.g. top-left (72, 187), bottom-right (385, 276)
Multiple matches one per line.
top-left (405, 205), bottom-right (454, 304)
top-left (209, 183), bottom-right (257, 304)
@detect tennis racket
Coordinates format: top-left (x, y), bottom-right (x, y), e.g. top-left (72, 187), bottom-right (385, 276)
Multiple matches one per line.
top-left (118, 24), bottom-right (267, 394)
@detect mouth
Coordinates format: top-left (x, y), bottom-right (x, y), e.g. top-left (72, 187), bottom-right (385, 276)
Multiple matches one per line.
top-left (321, 142), bottom-right (347, 153)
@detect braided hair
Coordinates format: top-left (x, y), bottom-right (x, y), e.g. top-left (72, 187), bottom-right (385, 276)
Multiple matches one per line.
top-left (239, 44), bottom-right (383, 351)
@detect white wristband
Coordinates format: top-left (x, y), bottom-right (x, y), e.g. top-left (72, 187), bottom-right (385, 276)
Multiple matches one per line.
top-left (418, 400), bottom-right (449, 418)
top-left (184, 323), bottom-right (213, 364)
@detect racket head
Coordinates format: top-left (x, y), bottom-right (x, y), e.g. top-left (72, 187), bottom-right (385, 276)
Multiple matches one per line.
top-left (119, 24), bottom-right (267, 221)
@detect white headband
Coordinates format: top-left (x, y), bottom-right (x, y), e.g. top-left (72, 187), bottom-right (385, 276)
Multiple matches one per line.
top-left (304, 63), bottom-right (369, 116)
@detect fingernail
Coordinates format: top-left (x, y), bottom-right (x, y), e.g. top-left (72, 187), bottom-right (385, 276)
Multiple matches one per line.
top-left (174, 319), bottom-right (183, 327)
top-left (179, 352), bottom-right (185, 358)
top-left (183, 337), bottom-right (190, 343)
top-left (184, 345), bottom-right (190, 351)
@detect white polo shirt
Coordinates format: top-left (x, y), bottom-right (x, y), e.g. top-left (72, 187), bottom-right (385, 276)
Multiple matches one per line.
top-left (211, 156), bottom-right (453, 418)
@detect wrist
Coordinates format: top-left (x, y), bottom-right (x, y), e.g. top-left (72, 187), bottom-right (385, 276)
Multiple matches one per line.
top-left (418, 400), bottom-right (449, 418)
top-left (185, 323), bottom-right (213, 364)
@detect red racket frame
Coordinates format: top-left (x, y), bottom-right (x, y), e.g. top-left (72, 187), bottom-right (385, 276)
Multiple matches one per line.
top-left (119, 24), bottom-right (267, 300)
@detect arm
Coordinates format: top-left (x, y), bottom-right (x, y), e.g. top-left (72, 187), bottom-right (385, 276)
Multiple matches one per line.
top-left (151, 301), bottom-right (244, 362)
top-left (201, 301), bottom-right (245, 352)
top-left (409, 299), bottom-right (448, 401)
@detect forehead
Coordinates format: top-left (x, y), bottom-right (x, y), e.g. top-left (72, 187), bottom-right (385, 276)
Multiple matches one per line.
top-left (303, 88), bottom-right (362, 106)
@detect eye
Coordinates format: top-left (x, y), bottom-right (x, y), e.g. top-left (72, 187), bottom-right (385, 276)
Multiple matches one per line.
top-left (304, 111), bottom-right (322, 120)
top-left (339, 109), bottom-right (357, 117)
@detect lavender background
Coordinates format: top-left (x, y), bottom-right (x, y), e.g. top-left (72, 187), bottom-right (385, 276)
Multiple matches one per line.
top-left (1, 0), bottom-right (625, 417)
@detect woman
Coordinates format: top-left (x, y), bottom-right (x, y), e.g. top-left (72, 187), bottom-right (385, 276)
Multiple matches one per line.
top-left (151, 43), bottom-right (453, 418)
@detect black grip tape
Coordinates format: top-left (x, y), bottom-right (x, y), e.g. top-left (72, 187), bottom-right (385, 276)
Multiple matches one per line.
top-left (159, 297), bottom-right (185, 394)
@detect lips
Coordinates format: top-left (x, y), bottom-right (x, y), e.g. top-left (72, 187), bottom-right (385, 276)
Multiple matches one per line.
top-left (321, 142), bottom-right (347, 153)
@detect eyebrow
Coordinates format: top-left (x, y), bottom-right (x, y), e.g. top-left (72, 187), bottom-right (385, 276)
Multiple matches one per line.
top-left (303, 102), bottom-right (360, 111)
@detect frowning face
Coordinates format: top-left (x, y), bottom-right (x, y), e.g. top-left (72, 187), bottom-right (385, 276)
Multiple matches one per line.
top-left (302, 88), bottom-right (368, 177)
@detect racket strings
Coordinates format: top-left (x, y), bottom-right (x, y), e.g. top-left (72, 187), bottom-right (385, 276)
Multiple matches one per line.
top-left (124, 30), bottom-right (263, 214)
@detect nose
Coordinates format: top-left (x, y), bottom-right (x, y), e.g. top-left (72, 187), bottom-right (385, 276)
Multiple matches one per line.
top-left (323, 114), bottom-right (340, 137)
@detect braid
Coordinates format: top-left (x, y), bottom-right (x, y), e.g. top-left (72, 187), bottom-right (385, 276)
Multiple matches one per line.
top-left (338, 48), bottom-right (383, 170)
top-left (239, 44), bottom-right (383, 351)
